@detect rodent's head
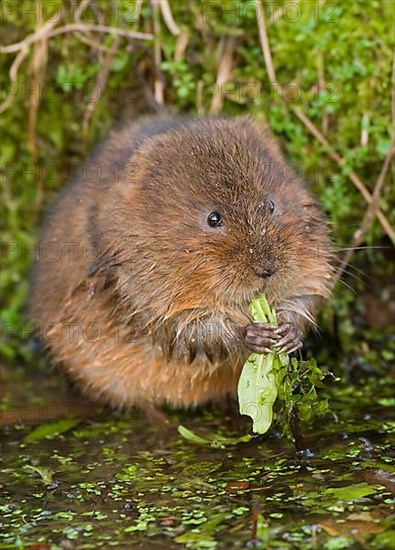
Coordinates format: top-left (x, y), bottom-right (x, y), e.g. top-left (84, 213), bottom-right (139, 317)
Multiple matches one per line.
top-left (105, 117), bottom-right (333, 324)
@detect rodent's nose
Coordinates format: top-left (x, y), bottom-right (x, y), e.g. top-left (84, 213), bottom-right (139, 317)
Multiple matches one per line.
top-left (253, 264), bottom-right (276, 278)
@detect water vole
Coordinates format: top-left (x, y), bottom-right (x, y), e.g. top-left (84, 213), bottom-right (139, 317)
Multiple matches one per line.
top-left (30, 116), bottom-right (334, 408)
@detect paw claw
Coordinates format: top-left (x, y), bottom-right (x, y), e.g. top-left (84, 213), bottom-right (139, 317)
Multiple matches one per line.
top-left (279, 341), bottom-right (303, 355)
top-left (243, 321), bottom-right (303, 355)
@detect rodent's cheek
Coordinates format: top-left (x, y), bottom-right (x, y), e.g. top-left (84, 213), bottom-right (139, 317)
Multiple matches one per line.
top-left (202, 223), bottom-right (228, 236)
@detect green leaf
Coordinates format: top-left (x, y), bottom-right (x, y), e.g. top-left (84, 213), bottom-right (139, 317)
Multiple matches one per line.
top-left (238, 294), bottom-right (330, 435)
top-left (237, 353), bottom-right (278, 434)
top-left (323, 536), bottom-right (354, 550)
top-left (111, 52), bottom-right (129, 72)
top-left (238, 295), bottom-right (290, 434)
top-left (24, 464), bottom-right (54, 485)
top-left (178, 425), bottom-right (210, 445)
top-left (324, 482), bottom-right (377, 501)
top-left (178, 425), bottom-right (251, 447)
top-left (25, 417), bottom-right (80, 442)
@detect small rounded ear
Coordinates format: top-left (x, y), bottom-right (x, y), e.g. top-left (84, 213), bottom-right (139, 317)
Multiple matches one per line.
top-left (86, 246), bottom-right (116, 287)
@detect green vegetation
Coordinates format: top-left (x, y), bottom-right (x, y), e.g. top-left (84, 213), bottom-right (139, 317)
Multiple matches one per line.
top-left (238, 295), bottom-right (282, 435)
top-left (238, 294), bottom-right (330, 436)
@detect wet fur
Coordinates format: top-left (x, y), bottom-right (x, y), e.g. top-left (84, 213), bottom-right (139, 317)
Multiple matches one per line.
top-left (30, 116), bottom-right (334, 408)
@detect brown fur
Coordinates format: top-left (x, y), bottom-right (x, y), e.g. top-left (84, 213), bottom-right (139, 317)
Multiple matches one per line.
top-left (30, 116), bottom-right (334, 408)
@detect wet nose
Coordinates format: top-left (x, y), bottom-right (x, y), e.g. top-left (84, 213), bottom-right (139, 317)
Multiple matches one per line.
top-left (253, 264), bottom-right (276, 278)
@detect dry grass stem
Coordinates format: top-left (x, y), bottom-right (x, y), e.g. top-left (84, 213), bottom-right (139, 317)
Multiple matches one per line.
top-left (210, 37), bottom-right (238, 115)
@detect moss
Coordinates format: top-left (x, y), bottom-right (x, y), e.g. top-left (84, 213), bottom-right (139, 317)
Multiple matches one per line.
top-left (1, 1), bottom-right (394, 363)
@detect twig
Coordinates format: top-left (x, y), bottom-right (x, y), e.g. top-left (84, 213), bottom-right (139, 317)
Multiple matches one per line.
top-left (255, 1), bottom-right (276, 83)
top-left (361, 112), bottom-right (369, 146)
top-left (290, 106), bottom-right (394, 241)
top-left (0, 24), bottom-right (152, 54)
top-left (136, 57), bottom-right (162, 112)
top-left (196, 80), bottom-right (204, 115)
top-left (174, 29), bottom-right (189, 62)
top-left (28, 1), bottom-right (51, 162)
top-left (392, 49), bottom-right (395, 177)
top-left (334, 143), bottom-right (395, 284)
top-left (268, 7), bottom-right (285, 25)
top-left (151, 0), bottom-right (165, 106)
top-left (210, 37), bottom-right (238, 115)
top-left (317, 51), bottom-right (328, 135)
top-left (250, 503), bottom-right (260, 541)
top-left (134, 0), bottom-right (144, 23)
top-left (334, 54), bottom-right (395, 282)
top-left (290, 405), bottom-right (309, 453)
top-left (254, 0), bottom-right (394, 244)
top-left (0, 47), bottom-right (29, 114)
top-left (83, 36), bottom-right (122, 144)
top-left (158, 0), bottom-right (181, 36)
top-left (74, 0), bottom-right (107, 54)
top-left (27, 0), bottom-right (58, 209)
top-left (156, 0), bottom-right (189, 64)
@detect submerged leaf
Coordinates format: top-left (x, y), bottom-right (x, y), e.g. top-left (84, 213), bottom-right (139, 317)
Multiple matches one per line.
top-left (178, 425), bottom-right (209, 444)
top-left (25, 417), bottom-right (80, 442)
top-left (24, 464), bottom-right (54, 485)
top-left (324, 482), bottom-right (377, 501)
top-left (178, 425), bottom-right (251, 447)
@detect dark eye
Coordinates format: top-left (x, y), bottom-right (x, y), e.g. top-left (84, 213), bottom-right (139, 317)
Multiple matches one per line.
top-left (269, 200), bottom-right (275, 213)
top-left (207, 211), bottom-right (223, 228)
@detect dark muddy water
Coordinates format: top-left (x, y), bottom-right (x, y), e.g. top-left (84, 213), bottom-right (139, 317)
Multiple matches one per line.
top-left (1, 354), bottom-right (394, 550)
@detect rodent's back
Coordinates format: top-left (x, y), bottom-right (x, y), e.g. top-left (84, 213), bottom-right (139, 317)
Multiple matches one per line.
top-left (31, 117), bottom-right (187, 326)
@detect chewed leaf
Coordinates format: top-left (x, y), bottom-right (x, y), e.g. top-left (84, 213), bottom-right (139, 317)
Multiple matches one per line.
top-left (239, 293), bottom-right (329, 436)
top-left (248, 294), bottom-right (277, 325)
top-left (249, 298), bottom-right (268, 324)
top-left (238, 353), bottom-right (278, 434)
top-left (238, 295), bottom-right (290, 435)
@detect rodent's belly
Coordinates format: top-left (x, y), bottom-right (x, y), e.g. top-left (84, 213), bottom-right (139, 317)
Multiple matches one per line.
top-left (59, 335), bottom-right (242, 408)
top-left (32, 239), bottom-right (244, 408)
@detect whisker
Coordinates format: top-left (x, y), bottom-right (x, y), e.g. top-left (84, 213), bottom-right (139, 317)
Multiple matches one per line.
top-left (338, 263), bottom-right (370, 280)
top-left (338, 267), bottom-right (366, 282)
top-left (334, 245), bottom-right (388, 252)
top-left (336, 278), bottom-right (357, 294)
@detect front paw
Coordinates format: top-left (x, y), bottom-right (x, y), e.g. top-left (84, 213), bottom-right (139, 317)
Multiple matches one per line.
top-left (272, 323), bottom-right (303, 354)
top-left (242, 322), bottom-right (302, 355)
top-left (242, 323), bottom-right (279, 354)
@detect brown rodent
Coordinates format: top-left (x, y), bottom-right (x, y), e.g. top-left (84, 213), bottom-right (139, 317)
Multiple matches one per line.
top-left (30, 116), bottom-right (334, 409)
